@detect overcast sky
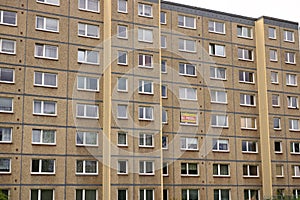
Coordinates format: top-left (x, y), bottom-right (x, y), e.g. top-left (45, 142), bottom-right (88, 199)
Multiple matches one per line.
top-left (166, 0), bottom-right (300, 25)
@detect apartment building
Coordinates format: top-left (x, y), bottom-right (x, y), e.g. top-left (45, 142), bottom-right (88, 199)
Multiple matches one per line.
top-left (0, 0), bottom-right (299, 199)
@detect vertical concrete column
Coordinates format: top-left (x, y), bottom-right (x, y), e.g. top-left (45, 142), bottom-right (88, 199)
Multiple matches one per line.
top-left (255, 18), bottom-right (273, 199)
top-left (103, 0), bottom-right (112, 199)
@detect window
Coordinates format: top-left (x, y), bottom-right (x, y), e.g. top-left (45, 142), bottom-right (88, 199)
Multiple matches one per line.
top-left (286, 74), bottom-right (297, 86)
top-left (138, 3), bottom-right (152, 17)
top-left (117, 77), bottom-right (128, 92)
top-left (237, 25), bottom-right (252, 38)
top-left (162, 135), bottom-right (168, 149)
top-left (209, 43), bottom-right (225, 57)
top-left (269, 27), bottom-right (276, 39)
top-left (240, 94), bottom-right (255, 106)
top-left (0, 189), bottom-right (9, 200)
top-left (161, 35), bottom-right (167, 48)
top-left (34, 72), bottom-right (57, 87)
top-left (182, 189), bottom-right (199, 200)
top-left (163, 162), bottom-right (168, 176)
top-left (180, 137), bottom-right (198, 150)
top-left (208, 21), bottom-right (225, 34)
top-left (181, 163), bottom-right (198, 176)
top-left (211, 115), bottom-right (228, 127)
top-left (117, 105), bottom-right (128, 119)
top-left (285, 52), bottom-right (296, 64)
top-left (272, 94), bottom-right (280, 107)
top-left (274, 141), bottom-right (282, 153)
top-left (179, 87), bottom-right (197, 100)
top-left (118, 0), bottom-right (127, 13)
top-left (0, 10), bottom-right (17, 26)
top-left (138, 106), bottom-right (153, 121)
top-left (76, 131), bottom-right (98, 146)
top-left (0, 97), bottom-right (13, 113)
top-left (117, 25), bottom-right (128, 39)
top-left (76, 189), bottom-right (97, 200)
top-left (117, 160), bottom-right (128, 174)
top-left (244, 190), bottom-right (259, 200)
top-left (284, 30), bottom-right (294, 42)
top-left (291, 142), bottom-right (300, 154)
top-left (0, 68), bottom-right (14, 83)
top-left (287, 96), bottom-right (298, 108)
top-left (161, 60), bottom-right (167, 73)
top-left (0, 158), bottom-right (10, 173)
top-left (213, 164), bottom-right (229, 176)
top-left (178, 15), bottom-right (195, 29)
top-left (242, 141), bottom-right (257, 153)
top-left (35, 44), bottom-right (58, 59)
top-left (0, 127), bottom-right (12, 143)
top-left (140, 189), bottom-right (154, 200)
top-left (179, 63), bottom-right (196, 76)
top-left (178, 39), bottom-right (196, 52)
top-left (117, 51), bottom-right (127, 65)
top-left (271, 71), bottom-right (279, 84)
top-left (180, 112), bottom-right (198, 125)
top-left (139, 133), bottom-right (154, 147)
top-left (293, 189), bottom-right (300, 199)
top-left (139, 161), bottom-right (154, 175)
top-left (243, 165), bottom-right (259, 177)
top-left (32, 129), bottom-right (55, 145)
top-left (138, 54), bottom-right (153, 68)
top-left (239, 71), bottom-right (254, 83)
top-left (138, 80), bottom-right (153, 94)
top-left (162, 85), bottom-right (167, 98)
top-left (78, 0), bottom-right (99, 12)
top-left (77, 76), bottom-right (99, 91)
top-left (76, 104), bottom-right (98, 119)
top-left (37, 0), bottom-right (59, 5)
top-left (293, 165), bottom-right (300, 177)
top-left (33, 100), bottom-right (56, 116)
top-left (214, 189), bottom-right (230, 200)
top-left (210, 67), bottom-right (226, 80)
top-left (31, 159), bottom-right (55, 174)
top-left (211, 90), bottom-right (227, 104)
top-left (36, 16), bottom-right (59, 32)
top-left (118, 189), bottom-right (127, 200)
top-left (138, 28), bottom-right (153, 43)
top-left (276, 164), bottom-right (284, 177)
top-left (78, 23), bottom-right (99, 38)
top-left (270, 49), bottom-right (277, 61)
top-left (160, 12), bottom-right (166, 24)
top-left (212, 139), bottom-right (229, 152)
top-left (241, 117), bottom-right (256, 129)
top-left (30, 189), bottom-right (54, 200)
top-left (76, 160), bottom-right (98, 175)
top-left (238, 48), bottom-right (253, 61)
top-left (273, 117), bottom-right (281, 130)
top-left (78, 49), bottom-right (99, 64)
top-left (289, 119), bottom-right (300, 131)
top-left (162, 109), bottom-right (167, 124)
top-left (117, 132), bottom-right (127, 146)
top-left (0, 39), bottom-right (16, 54)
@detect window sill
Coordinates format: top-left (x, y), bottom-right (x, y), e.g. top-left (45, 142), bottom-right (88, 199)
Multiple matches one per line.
top-left (31, 173), bottom-right (55, 175)
top-left (209, 54), bottom-right (226, 58)
top-left (241, 128), bottom-right (257, 131)
top-left (211, 126), bottom-right (229, 129)
top-left (0, 141), bottom-right (12, 144)
top-left (33, 113), bottom-right (57, 117)
top-left (117, 10), bottom-right (128, 14)
top-left (138, 65), bottom-right (153, 69)
top-left (180, 123), bottom-right (198, 126)
top-left (212, 150), bottom-right (230, 153)
top-left (139, 173), bottom-right (155, 176)
top-left (181, 174), bottom-right (199, 177)
top-left (237, 36), bottom-right (253, 40)
top-left (77, 89), bottom-right (99, 93)
top-left (36, 28), bottom-right (59, 34)
top-left (34, 85), bottom-right (58, 89)
top-left (239, 81), bottom-right (255, 85)
top-left (208, 31), bottom-right (226, 35)
top-left (178, 49), bottom-right (197, 54)
top-left (78, 61), bottom-right (99, 66)
top-left (213, 175), bottom-right (230, 178)
top-left (240, 104), bottom-right (256, 107)
top-left (242, 151), bottom-right (258, 154)
top-left (210, 77), bottom-right (227, 81)
top-left (0, 23), bottom-right (17, 27)
top-left (76, 116), bottom-right (99, 120)
top-left (243, 176), bottom-right (259, 178)
top-left (0, 52), bottom-right (16, 55)
top-left (117, 144), bottom-right (128, 147)
top-left (76, 173), bottom-right (98, 176)
top-left (37, 1), bottom-right (60, 6)
top-left (78, 35), bottom-right (100, 39)
top-left (238, 58), bottom-right (254, 62)
top-left (0, 81), bottom-right (14, 84)
top-left (211, 101), bottom-right (228, 105)
top-left (117, 173), bottom-right (128, 175)
top-left (32, 143), bottom-right (56, 146)
top-left (76, 144), bottom-right (98, 147)
top-left (285, 62), bottom-right (296, 65)
top-left (78, 8), bottom-right (100, 14)
top-left (138, 15), bottom-right (153, 18)
top-left (178, 25), bottom-right (196, 30)
top-left (0, 111), bottom-right (13, 114)
top-left (35, 56), bottom-right (58, 60)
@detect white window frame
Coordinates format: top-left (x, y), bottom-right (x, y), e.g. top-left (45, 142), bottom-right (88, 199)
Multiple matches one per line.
top-left (0, 10), bottom-right (17, 26)
top-left (76, 189), bottom-right (98, 200)
top-left (212, 139), bottom-right (229, 152)
top-left (182, 189), bottom-right (199, 200)
top-left (138, 80), bottom-right (153, 95)
top-left (244, 189), bottom-right (260, 200)
top-left (138, 3), bottom-right (152, 18)
top-left (179, 63), bottom-right (196, 77)
top-left (163, 162), bottom-right (168, 176)
top-left (239, 71), bottom-right (255, 84)
top-left (161, 35), bottom-right (167, 48)
top-left (285, 52), bottom-right (296, 64)
top-left (273, 117), bottom-right (281, 130)
top-left (117, 160), bottom-right (128, 175)
top-left (76, 104), bottom-right (99, 119)
top-left (289, 119), bottom-right (300, 131)
top-left (33, 100), bottom-right (56, 116)
top-left (180, 137), bottom-right (198, 151)
top-left (241, 116), bottom-right (257, 130)
top-left (271, 71), bottom-right (279, 84)
top-left (34, 71), bottom-right (57, 88)
top-left (238, 48), bottom-right (254, 61)
top-left (214, 189), bottom-right (231, 200)
top-left (240, 93), bottom-right (256, 107)
top-left (37, 0), bottom-right (60, 6)
top-left (117, 25), bottom-right (128, 39)
top-left (160, 12), bottom-right (166, 24)
top-left (179, 87), bottom-right (197, 101)
top-left (117, 104), bottom-right (128, 119)
top-left (269, 49), bottom-right (278, 62)
top-left (139, 160), bottom-right (154, 175)
top-left (274, 141), bottom-right (282, 154)
top-left (36, 16), bottom-right (59, 33)
top-left (35, 44), bottom-right (58, 60)
top-left (208, 21), bottom-right (225, 34)
top-left (209, 43), bottom-right (226, 57)
top-left (213, 163), bottom-right (230, 177)
top-left (118, 189), bottom-right (128, 200)
top-left (117, 77), bottom-right (128, 92)
top-left (284, 30), bottom-right (295, 42)
top-left (32, 129), bottom-right (56, 145)
top-left (268, 27), bottom-right (276, 39)
top-left (76, 160), bottom-right (98, 175)
top-left (117, 51), bottom-right (128, 65)
top-left (287, 96), bottom-right (298, 109)
top-left (0, 158), bottom-right (11, 174)
top-left (139, 133), bottom-right (154, 148)
top-left (138, 28), bottom-right (153, 43)
top-left (0, 127), bottom-right (12, 143)
top-left (78, 23), bottom-right (99, 38)
top-left (178, 15), bottom-right (196, 29)
top-left (293, 165), bottom-right (300, 177)
top-left (0, 39), bottom-right (16, 55)
top-left (162, 85), bottom-right (167, 98)
top-left (162, 109), bottom-right (167, 124)
top-left (161, 60), bottom-right (167, 73)
top-left (210, 66), bottom-right (226, 80)
top-left (139, 189), bottom-right (154, 200)
top-left (242, 141), bottom-right (258, 153)
top-left (31, 159), bottom-right (55, 174)
top-left (78, 49), bottom-right (99, 65)
top-left (117, 0), bottom-right (128, 13)
top-left (76, 131), bottom-right (98, 147)
top-left (211, 114), bottom-right (228, 128)
top-left (178, 38), bottom-right (196, 53)
top-left (181, 163), bottom-right (199, 176)
top-left (237, 25), bottom-right (253, 39)
top-left (276, 164), bottom-right (284, 178)
top-left (162, 135), bottom-right (168, 149)
top-left (272, 94), bottom-right (280, 107)
top-left (77, 76), bottom-right (99, 92)
top-left (117, 132), bottom-right (128, 147)
top-left (138, 106), bottom-right (153, 121)
top-left (30, 189), bottom-right (55, 200)
top-left (290, 142), bottom-right (300, 154)
top-left (243, 165), bottom-right (259, 177)
top-left (211, 90), bottom-right (227, 104)
top-left (0, 67), bottom-right (14, 83)
top-left (78, 0), bottom-right (100, 13)
top-left (138, 54), bottom-right (153, 68)
top-left (0, 97), bottom-right (13, 113)
top-left (286, 73), bottom-right (297, 86)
